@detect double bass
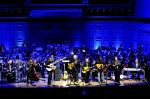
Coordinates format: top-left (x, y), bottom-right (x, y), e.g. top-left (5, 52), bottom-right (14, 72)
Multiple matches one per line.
top-left (33, 61), bottom-right (40, 81)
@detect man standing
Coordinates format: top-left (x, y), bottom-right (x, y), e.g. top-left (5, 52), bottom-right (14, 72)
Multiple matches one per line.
top-left (26, 58), bottom-right (35, 86)
top-left (95, 56), bottom-right (105, 84)
top-left (82, 57), bottom-right (91, 85)
top-left (46, 57), bottom-right (55, 86)
top-left (113, 56), bottom-right (121, 84)
top-left (68, 55), bottom-right (80, 84)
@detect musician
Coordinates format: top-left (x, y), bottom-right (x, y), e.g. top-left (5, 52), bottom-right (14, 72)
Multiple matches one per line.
top-left (132, 58), bottom-right (141, 80)
top-left (95, 56), bottom-right (105, 84)
top-left (33, 60), bottom-right (40, 81)
top-left (50, 54), bottom-right (55, 62)
top-left (46, 57), bottom-right (55, 86)
top-left (82, 57), bottom-right (91, 85)
top-left (69, 55), bottom-right (80, 84)
top-left (15, 56), bottom-right (22, 82)
top-left (81, 45), bottom-right (86, 58)
top-left (26, 58), bottom-right (35, 86)
top-left (105, 57), bottom-right (113, 79)
top-left (70, 51), bottom-right (75, 60)
top-left (22, 40), bottom-right (29, 47)
top-left (112, 56), bottom-right (121, 84)
top-left (40, 60), bottom-right (46, 78)
top-left (0, 43), bottom-right (6, 53)
top-left (0, 60), bottom-right (3, 72)
top-left (6, 59), bottom-right (16, 82)
top-left (7, 59), bottom-right (15, 72)
top-left (67, 51), bottom-right (75, 72)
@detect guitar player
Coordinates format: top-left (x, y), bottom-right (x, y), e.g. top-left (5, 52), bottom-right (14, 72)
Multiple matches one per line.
top-left (69, 55), bottom-right (80, 84)
top-left (82, 57), bottom-right (91, 85)
top-left (46, 56), bottom-right (55, 86)
top-left (95, 56), bottom-right (105, 84)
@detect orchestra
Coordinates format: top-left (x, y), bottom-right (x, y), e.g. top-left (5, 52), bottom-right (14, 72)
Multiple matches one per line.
top-left (0, 42), bottom-right (148, 87)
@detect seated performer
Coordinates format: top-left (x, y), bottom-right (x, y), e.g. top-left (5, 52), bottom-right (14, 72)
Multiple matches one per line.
top-left (95, 56), bottom-right (105, 84)
top-left (132, 58), bottom-right (142, 80)
top-left (82, 57), bottom-right (91, 85)
top-left (7, 59), bottom-right (15, 72)
top-left (6, 59), bottom-right (16, 82)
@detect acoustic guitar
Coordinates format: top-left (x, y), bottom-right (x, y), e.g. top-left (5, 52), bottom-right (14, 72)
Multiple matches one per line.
top-left (63, 71), bottom-right (68, 80)
top-left (68, 63), bottom-right (74, 70)
top-left (96, 64), bottom-right (104, 70)
top-left (103, 64), bottom-right (110, 73)
top-left (82, 66), bottom-right (94, 73)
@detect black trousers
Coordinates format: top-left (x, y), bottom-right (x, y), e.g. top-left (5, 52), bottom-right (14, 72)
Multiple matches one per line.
top-left (26, 71), bottom-right (34, 84)
top-left (114, 69), bottom-right (120, 82)
top-left (69, 69), bottom-right (78, 82)
top-left (47, 71), bottom-right (52, 85)
top-left (82, 71), bottom-right (90, 83)
top-left (41, 67), bottom-right (45, 78)
top-left (74, 70), bottom-right (78, 82)
top-left (107, 72), bottom-right (111, 77)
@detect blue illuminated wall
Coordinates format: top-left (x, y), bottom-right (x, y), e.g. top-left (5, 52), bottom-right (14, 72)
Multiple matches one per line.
top-left (135, 0), bottom-right (150, 18)
top-left (82, 21), bottom-right (150, 53)
top-left (0, 21), bottom-right (150, 54)
top-left (22, 21), bottom-right (150, 54)
top-left (0, 22), bottom-right (28, 50)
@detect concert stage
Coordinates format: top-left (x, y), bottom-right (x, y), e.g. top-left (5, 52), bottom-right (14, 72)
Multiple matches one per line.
top-left (0, 78), bottom-right (150, 98)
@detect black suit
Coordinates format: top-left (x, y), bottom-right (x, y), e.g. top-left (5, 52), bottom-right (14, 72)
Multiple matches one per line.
top-left (26, 63), bottom-right (35, 84)
top-left (70, 59), bottom-right (80, 82)
top-left (6, 63), bottom-right (16, 82)
top-left (112, 60), bottom-right (121, 83)
top-left (46, 61), bottom-right (55, 85)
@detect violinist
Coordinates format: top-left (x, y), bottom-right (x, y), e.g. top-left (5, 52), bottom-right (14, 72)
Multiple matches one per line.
top-left (26, 58), bottom-right (35, 86)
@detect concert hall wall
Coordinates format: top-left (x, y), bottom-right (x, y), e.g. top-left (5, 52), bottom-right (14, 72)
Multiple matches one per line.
top-left (0, 22), bottom-right (28, 49)
top-left (134, 0), bottom-right (150, 18)
top-left (0, 21), bottom-right (150, 54)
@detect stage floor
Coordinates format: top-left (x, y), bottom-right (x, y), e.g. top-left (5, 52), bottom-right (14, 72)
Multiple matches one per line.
top-left (0, 77), bottom-right (149, 88)
top-left (0, 78), bottom-right (150, 98)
